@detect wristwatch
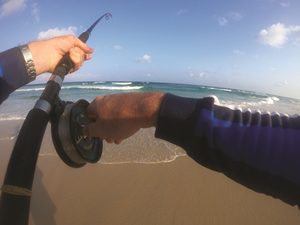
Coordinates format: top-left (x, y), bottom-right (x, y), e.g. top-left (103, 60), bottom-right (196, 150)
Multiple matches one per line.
top-left (19, 45), bottom-right (37, 81)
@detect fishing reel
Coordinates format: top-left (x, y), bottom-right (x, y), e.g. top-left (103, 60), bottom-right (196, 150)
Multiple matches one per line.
top-left (47, 13), bottom-right (112, 168)
top-left (51, 99), bottom-right (102, 168)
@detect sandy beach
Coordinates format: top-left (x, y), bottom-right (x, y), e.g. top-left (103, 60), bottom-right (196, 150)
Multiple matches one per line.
top-left (0, 120), bottom-right (299, 225)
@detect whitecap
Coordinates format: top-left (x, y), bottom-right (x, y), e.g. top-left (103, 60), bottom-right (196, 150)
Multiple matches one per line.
top-left (62, 85), bottom-right (143, 91)
top-left (0, 135), bottom-right (17, 141)
top-left (271, 96), bottom-right (280, 101)
top-left (207, 87), bottom-right (232, 92)
top-left (16, 87), bottom-right (45, 92)
top-left (0, 116), bottom-right (25, 121)
top-left (112, 82), bottom-right (133, 85)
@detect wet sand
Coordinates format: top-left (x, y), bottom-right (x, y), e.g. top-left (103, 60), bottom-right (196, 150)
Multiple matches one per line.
top-left (0, 120), bottom-right (299, 225)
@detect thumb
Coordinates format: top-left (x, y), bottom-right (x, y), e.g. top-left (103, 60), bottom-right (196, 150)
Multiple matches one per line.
top-left (82, 121), bottom-right (103, 138)
top-left (87, 97), bottom-right (103, 120)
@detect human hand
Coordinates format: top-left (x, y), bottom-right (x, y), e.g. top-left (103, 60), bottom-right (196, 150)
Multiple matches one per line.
top-left (28, 35), bottom-right (93, 75)
top-left (83, 92), bottom-right (165, 144)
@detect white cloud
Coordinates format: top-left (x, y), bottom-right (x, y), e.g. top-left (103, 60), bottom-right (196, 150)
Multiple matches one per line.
top-left (228, 12), bottom-right (243, 21)
top-left (259, 25), bottom-right (286, 47)
top-left (295, 36), bottom-right (300, 45)
top-left (136, 54), bottom-right (152, 64)
top-left (289, 25), bottom-right (300, 33)
top-left (31, 2), bottom-right (39, 22)
top-left (218, 17), bottom-right (228, 26)
top-left (188, 67), bottom-right (208, 79)
top-left (113, 45), bottom-right (123, 50)
top-left (258, 23), bottom-right (300, 47)
top-left (217, 11), bottom-right (243, 26)
top-left (0, 0), bottom-right (27, 17)
top-left (190, 71), bottom-right (207, 79)
top-left (280, 1), bottom-right (290, 7)
top-left (37, 26), bottom-right (77, 39)
top-left (176, 9), bottom-right (188, 16)
top-left (275, 80), bottom-right (288, 87)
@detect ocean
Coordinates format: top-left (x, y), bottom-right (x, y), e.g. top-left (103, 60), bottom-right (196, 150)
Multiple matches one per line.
top-left (1, 81), bottom-right (300, 120)
top-left (1, 81), bottom-right (300, 164)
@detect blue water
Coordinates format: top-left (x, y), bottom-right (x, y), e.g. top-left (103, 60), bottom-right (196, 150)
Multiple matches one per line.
top-left (1, 81), bottom-right (300, 164)
top-left (1, 81), bottom-right (299, 121)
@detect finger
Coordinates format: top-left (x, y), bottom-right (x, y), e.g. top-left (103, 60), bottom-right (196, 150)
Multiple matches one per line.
top-left (82, 121), bottom-right (103, 138)
top-left (72, 36), bottom-right (94, 54)
top-left (114, 140), bottom-right (122, 144)
top-left (69, 47), bottom-right (84, 71)
top-left (105, 138), bottom-right (114, 144)
top-left (73, 47), bottom-right (85, 62)
top-left (87, 97), bottom-right (103, 119)
top-left (84, 54), bottom-right (92, 61)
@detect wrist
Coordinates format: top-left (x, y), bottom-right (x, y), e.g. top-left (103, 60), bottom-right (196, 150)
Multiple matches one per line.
top-left (19, 44), bottom-right (37, 81)
top-left (140, 92), bottom-right (166, 128)
top-left (27, 41), bottom-right (48, 75)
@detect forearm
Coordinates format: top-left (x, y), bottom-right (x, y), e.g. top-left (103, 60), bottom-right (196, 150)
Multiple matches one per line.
top-left (155, 94), bottom-right (300, 205)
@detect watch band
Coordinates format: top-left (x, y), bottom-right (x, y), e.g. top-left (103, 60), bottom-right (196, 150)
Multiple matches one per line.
top-left (19, 45), bottom-right (37, 81)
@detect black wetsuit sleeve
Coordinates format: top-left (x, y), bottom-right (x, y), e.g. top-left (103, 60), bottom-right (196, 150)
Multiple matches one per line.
top-left (155, 93), bottom-right (300, 206)
top-left (0, 47), bottom-right (31, 104)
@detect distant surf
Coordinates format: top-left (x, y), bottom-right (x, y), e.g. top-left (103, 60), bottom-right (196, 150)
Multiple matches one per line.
top-left (1, 81), bottom-right (300, 164)
top-left (112, 82), bottom-right (133, 85)
top-left (2, 81), bottom-right (300, 121)
top-left (60, 85), bottom-right (143, 91)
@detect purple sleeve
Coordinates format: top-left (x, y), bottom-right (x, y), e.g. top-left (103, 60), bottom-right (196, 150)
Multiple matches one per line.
top-left (0, 47), bottom-right (30, 104)
top-left (155, 94), bottom-right (300, 206)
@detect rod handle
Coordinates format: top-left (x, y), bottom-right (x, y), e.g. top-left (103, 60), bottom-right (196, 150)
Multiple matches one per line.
top-left (0, 108), bottom-right (49, 225)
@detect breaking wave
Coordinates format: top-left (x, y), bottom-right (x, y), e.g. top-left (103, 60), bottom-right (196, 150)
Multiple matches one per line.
top-left (61, 85), bottom-right (143, 91)
top-left (112, 82), bottom-right (133, 85)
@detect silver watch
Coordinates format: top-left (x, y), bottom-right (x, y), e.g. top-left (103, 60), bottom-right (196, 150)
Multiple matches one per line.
top-left (19, 45), bottom-right (37, 81)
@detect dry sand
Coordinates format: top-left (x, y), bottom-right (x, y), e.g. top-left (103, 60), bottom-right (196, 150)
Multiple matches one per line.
top-left (0, 120), bottom-right (299, 225)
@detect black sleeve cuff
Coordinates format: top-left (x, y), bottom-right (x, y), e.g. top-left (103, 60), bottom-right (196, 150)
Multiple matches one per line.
top-left (154, 94), bottom-right (219, 169)
top-left (0, 47), bottom-right (30, 90)
top-left (0, 78), bottom-right (14, 104)
top-left (154, 93), bottom-right (199, 148)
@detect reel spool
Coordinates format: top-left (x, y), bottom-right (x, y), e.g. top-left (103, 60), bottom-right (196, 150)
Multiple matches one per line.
top-left (51, 99), bottom-right (102, 168)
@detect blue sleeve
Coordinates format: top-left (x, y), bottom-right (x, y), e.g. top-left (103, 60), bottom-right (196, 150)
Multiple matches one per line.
top-left (0, 47), bottom-right (30, 104)
top-left (155, 93), bottom-right (300, 206)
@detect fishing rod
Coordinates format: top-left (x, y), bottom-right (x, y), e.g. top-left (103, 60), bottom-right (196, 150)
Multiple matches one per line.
top-left (0, 12), bottom-right (112, 225)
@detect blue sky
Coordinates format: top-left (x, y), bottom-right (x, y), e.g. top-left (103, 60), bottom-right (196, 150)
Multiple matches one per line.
top-left (0, 0), bottom-right (300, 98)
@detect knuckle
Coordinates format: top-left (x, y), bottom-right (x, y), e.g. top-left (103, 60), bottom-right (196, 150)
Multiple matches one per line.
top-left (66, 35), bottom-right (76, 44)
top-left (95, 96), bottom-right (103, 103)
